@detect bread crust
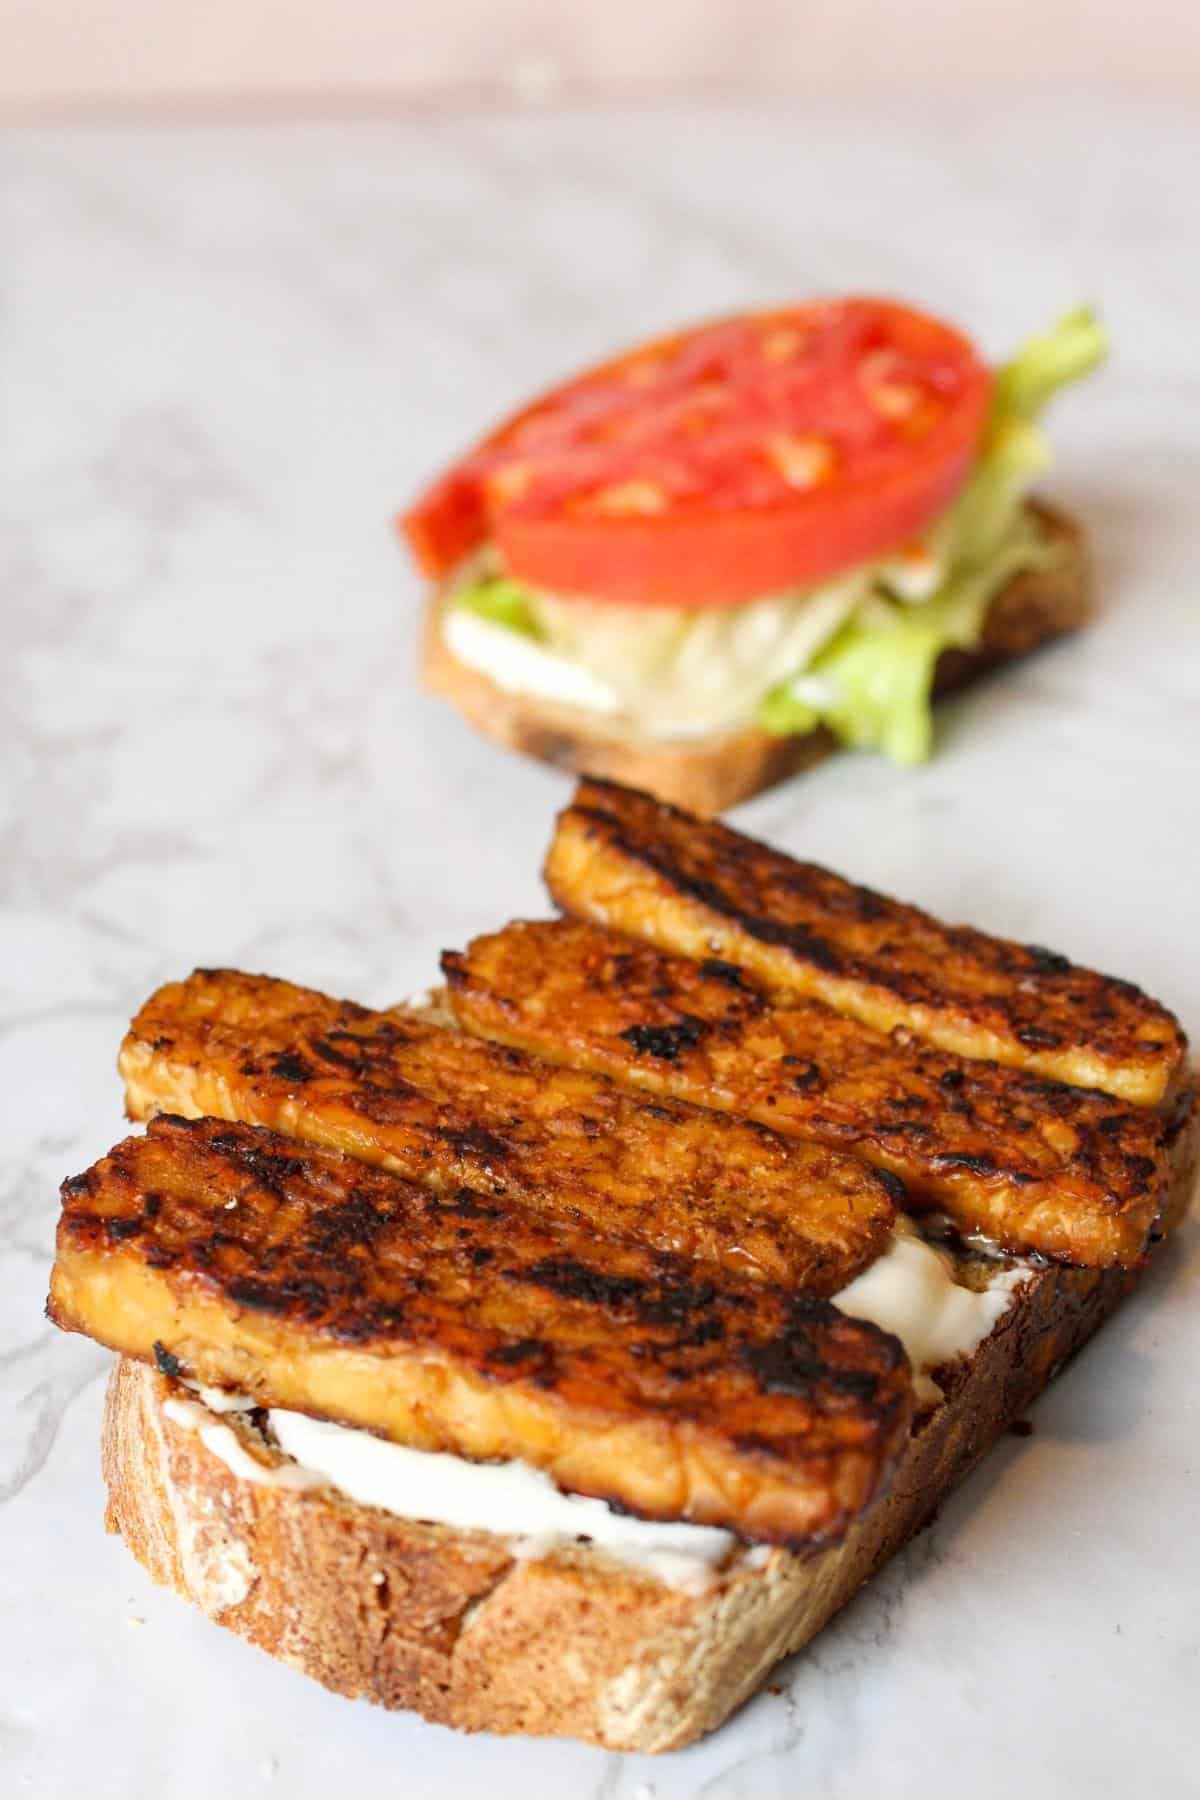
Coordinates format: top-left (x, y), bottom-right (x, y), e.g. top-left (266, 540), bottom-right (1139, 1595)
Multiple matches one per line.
top-left (99, 1084), bottom-right (1198, 1752)
top-left (421, 502), bottom-right (1089, 815)
top-left (102, 1248), bottom-right (1144, 1752)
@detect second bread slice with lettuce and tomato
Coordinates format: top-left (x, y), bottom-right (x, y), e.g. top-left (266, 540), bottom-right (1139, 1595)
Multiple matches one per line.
top-left (403, 300), bottom-right (1104, 812)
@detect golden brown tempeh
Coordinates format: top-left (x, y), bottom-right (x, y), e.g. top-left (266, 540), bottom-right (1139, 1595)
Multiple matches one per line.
top-left (544, 778), bottom-right (1186, 1107)
top-left (119, 968), bottom-right (896, 1293)
top-left (49, 1115), bottom-right (911, 1548)
top-left (443, 919), bottom-right (1172, 1268)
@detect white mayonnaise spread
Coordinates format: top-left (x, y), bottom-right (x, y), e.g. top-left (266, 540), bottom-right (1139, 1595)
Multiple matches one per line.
top-left (874, 533), bottom-right (949, 603)
top-left (441, 574), bottom-right (863, 740)
top-left (442, 607), bottom-right (623, 716)
top-left (833, 1218), bottom-right (1031, 1406)
top-left (165, 1392), bottom-right (736, 1593)
top-left (162, 1398), bottom-right (322, 1491)
top-left (166, 1220), bottom-right (1030, 1589)
top-left (271, 1410), bottom-right (736, 1593)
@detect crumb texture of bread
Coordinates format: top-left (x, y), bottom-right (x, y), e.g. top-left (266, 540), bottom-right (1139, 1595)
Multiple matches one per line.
top-left (421, 503), bottom-right (1089, 816)
top-left (104, 1247), bottom-right (1134, 1753)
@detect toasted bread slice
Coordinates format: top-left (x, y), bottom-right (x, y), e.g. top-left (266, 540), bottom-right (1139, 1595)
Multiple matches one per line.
top-left (49, 1114), bottom-right (911, 1546)
top-left (84, 1020), bottom-right (1200, 1752)
top-left (99, 1248), bottom-right (1140, 1751)
top-left (422, 501), bottom-right (1090, 818)
top-left (442, 919), bottom-right (1173, 1267)
top-left (119, 969), bottom-right (896, 1293)
top-left (545, 779), bottom-right (1186, 1106)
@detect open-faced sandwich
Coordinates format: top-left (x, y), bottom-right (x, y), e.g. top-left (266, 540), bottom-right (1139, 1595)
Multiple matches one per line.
top-left (403, 300), bottom-right (1105, 812)
top-left (47, 781), bottom-right (1194, 1751)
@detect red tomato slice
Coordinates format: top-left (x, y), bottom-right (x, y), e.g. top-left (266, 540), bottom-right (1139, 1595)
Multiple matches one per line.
top-left (402, 298), bottom-right (992, 608)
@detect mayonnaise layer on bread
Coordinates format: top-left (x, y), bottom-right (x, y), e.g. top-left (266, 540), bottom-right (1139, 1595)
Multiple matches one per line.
top-left (166, 1221), bottom-right (1031, 1594)
top-left (439, 310), bottom-right (1104, 763)
top-left (163, 1393), bottom-right (738, 1593)
top-left (443, 606), bottom-right (624, 717)
top-left (832, 1218), bottom-right (1030, 1408)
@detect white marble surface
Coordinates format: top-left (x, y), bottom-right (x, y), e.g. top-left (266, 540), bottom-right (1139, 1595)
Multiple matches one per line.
top-left (3, 97), bottom-right (1198, 1798)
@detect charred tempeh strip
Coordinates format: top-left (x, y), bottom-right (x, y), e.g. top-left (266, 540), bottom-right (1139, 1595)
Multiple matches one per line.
top-left (118, 969), bottom-right (896, 1294)
top-left (443, 921), bottom-right (1172, 1268)
top-left (544, 779), bottom-right (1185, 1107)
top-left (48, 1116), bottom-right (911, 1548)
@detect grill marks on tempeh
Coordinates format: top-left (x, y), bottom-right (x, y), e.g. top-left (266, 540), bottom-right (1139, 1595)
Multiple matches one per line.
top-left (119, 968), bottom-right (896, 1294)
top-left (48, 1115), bottom-right (911, 1548)
top-left (443, 919), bottom-right (1170, 1267)
top-left (544, 778), bottom-right (1185, 1108)
top-left (47, 778), bottom-right (1191, 1553)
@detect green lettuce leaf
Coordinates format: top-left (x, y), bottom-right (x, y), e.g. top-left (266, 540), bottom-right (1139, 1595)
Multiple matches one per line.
top-left (454, 574), bottom-right (544, 640)
top-left (763, 308), bottom-right (1107, 762)
top-left (759, 599), bottom-right (967, 765)
top-left (992, 306), bottom-right (1107, 419)
top-left (948, 307), bottom-right (1107, 568)
top-left (451, 310), bottom-right (1106, 763)
top-left (757, 683), bottom-right (821, 738)
top-left (946, 414), bottom-right (1052, 568)
top-left (760, 519), bottom-right (1062, 764)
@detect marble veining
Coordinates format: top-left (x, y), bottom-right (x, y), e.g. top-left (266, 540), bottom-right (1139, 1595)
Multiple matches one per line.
top-left (2, 95), bottom-right (1197, 1799)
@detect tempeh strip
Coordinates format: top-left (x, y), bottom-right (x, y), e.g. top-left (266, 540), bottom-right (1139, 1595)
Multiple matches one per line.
top-left (544, 778), bottom-right (1185, 1107)
top-left (48, 1116), bottom-right (911, 1548)
top-left (119, 969), bottom-right (896, 1294)
top-left (443, 920), bottom-right (1171, 1268)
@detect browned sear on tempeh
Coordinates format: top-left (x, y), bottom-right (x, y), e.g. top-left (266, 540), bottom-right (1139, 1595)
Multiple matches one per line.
top-left (543, 778), bottom-right (1186, 1108)
top-left (444, 920), bottom-right (1173, 1268)
top-left (119, 969), bottom-right (897, 1293)
top-left (48, 1115), bottom-right (911, 1548)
